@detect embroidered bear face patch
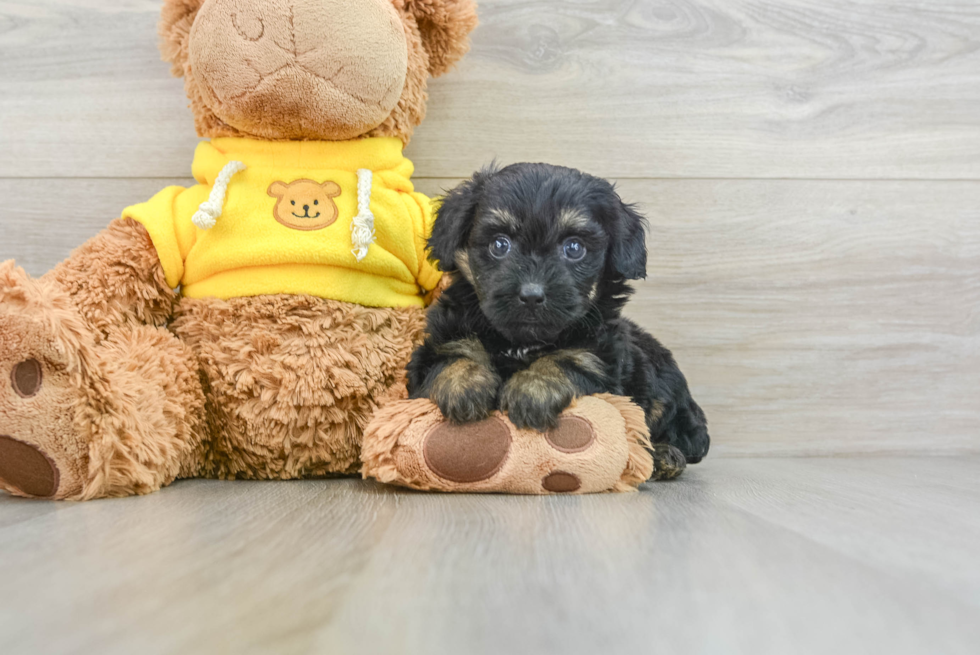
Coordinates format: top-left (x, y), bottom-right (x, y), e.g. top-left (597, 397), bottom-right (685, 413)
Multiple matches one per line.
top-left (268, 179), bottom-right (342, 231)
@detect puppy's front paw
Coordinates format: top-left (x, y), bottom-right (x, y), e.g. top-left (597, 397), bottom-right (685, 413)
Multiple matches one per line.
top-left (500, 369), bottom-right (576, 432)
top-left (431, 359), bottom-right (501, 424)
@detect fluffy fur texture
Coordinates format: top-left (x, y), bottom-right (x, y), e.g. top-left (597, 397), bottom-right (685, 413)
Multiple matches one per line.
top-left (171, 291), bottom-right (426, 479)
top-left (0, 0), bottom-right (477, 500)
top-left (407, 163), bottom-right (710, 476)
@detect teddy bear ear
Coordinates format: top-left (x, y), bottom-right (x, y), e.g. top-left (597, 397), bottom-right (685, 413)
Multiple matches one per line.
top-left (159, 0), bottom-right (206, 78)
top-left (403, 0), bottom-right (479, 77)
top-left (321, 181), bottom-right (342, 196)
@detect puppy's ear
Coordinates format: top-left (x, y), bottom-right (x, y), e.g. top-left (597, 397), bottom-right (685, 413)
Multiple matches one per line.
top-left (608, 199), bottom-right (649, 280)
top-left (428, 166), bottom-right (495, 271)
top-left (159, 0), bottom-right (205, 77)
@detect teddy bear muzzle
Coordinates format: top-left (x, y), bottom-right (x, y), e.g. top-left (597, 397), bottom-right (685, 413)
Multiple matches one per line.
top-left (188, 0), bottom-right (409, 141)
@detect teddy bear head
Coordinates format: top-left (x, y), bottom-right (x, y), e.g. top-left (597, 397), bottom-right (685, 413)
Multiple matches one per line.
top-left (160, 0), bottom-right (478, 143)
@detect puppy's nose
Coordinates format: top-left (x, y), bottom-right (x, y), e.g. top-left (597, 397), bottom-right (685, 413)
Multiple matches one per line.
top-left (519, 283), bottom-right (546, 307)
top-left (303, 204), bottom-right (310, 212)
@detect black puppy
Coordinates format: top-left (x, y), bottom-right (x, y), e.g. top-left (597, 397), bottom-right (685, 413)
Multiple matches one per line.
top-left (406, 163), bottom-right (709, 479)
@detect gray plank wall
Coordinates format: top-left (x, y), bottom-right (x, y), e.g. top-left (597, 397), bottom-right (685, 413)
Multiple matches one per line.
top-left (1, 0), bottom-right (978, 456)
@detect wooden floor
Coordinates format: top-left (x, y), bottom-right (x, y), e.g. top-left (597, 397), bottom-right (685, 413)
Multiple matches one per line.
top-left (1, 1), bottom-right (979, 653)
top-left (0, 457), bottom-right (977, 655)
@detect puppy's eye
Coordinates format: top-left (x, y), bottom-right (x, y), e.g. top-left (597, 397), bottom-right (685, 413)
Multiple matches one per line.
top-left (314, 200), bottom-right (318, 205)
top-left (291, 200), bottom-right (296, 205)
top-left (562, 238), bottom-right (586, 261)
top-left (489, 235), bottom-right (512, 259)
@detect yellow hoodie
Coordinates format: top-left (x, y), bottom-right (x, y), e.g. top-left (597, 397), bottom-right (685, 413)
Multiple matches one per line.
top-left (121, 137), bottom-right (442, 308)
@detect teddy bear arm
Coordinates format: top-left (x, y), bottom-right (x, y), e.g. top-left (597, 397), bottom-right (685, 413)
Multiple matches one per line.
top-left (46, 218), bottom-right (177, 336)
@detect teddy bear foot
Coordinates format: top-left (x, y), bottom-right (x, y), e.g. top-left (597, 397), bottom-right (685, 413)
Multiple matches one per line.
top-left (362, 394), bottom-right (655, 494)
top-left (0, 358), bottom-right (86, 499)
top-left (0, 264), bottom-right (95, 499)
top-left (0, 262), bottom-right (209, 501)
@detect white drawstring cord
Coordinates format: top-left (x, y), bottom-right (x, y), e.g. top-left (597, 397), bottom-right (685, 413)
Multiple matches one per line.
top-left (192, 160), bottom-right (247, 230)
top-left (350, 168), bottom-right (375, 262)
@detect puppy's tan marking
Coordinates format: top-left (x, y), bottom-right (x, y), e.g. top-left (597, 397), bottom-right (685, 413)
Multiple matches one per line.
top-left (650, 400), bottom-right (666, 422)
top-left (453, 249), bottom-right (475, 285)
top-left (435, 337), bottom-right (490, 365)
top-left (649, 443), bottom-right (686, 480)
top-left (500, 353), bottom-right (576, 430)
top-left (432, 359), bottom-right (495, 405)
top-left (431, 338), bottom-right (501, 423)
top-left (547, 349), bottom-right (605, 379)
top-left (500, 349), bottom-right (607, 430)
top-left (485, 208), bottom-right (518, 232)
top-left (507, 357), bottom-right (570, 405)
top-left (557, 208), bottom-right (590, 232)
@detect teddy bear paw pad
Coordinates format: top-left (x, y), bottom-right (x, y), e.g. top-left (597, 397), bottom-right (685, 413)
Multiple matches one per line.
top-left (0, 435), bottom-right (60, 498)
top-left (545, 416), bottom-right (596, 453)
top-left (423, 417), bottom-right (512, 483)
top-left (541, 471), bottom-right (582, 493)
top-left (0, 305), bottom-right (90, 500)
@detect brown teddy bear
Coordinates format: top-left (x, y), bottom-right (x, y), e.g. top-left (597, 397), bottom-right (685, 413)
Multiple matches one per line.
top-left (0, 0), bottom-right (479, 500)
top-left (0, 0), bottom-right (655, 500)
